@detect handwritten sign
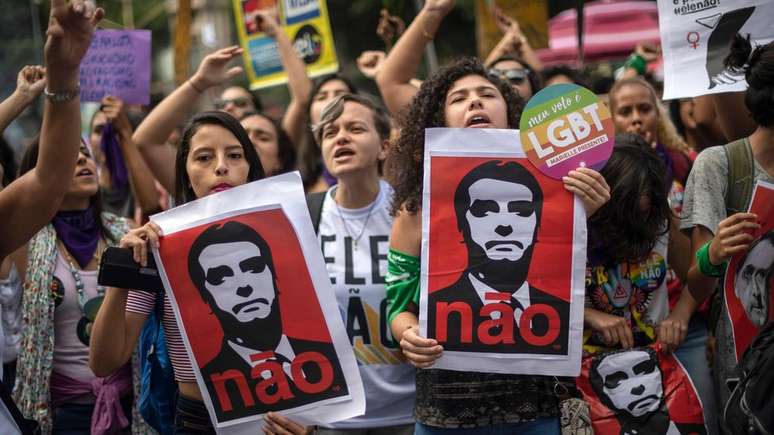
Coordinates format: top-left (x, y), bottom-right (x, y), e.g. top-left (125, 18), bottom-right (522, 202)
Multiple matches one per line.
top-left (520, 84), bottom-right (614, 180)
top-left (79, 30), bottom-right (151, 105)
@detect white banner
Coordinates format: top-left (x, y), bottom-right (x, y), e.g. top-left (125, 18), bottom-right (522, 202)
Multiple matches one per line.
top-left (419, 128), bottom-right (586, 376)
top-left (659, 0), bottom-right (774, 100)
top-left (151, 172), bottom-right (364, 433)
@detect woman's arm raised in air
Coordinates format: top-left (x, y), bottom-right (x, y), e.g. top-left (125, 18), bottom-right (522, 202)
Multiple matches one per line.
top-left (375, 0), bottom-right (455, 115)
top-left (0, 66), bottom-right (45, 134)
top-left (132, 46), bottom-right (244, 193)
top-left (253, 9), bottom-right (313, 147)
top-left (0, 0), bottom-right (103, 258)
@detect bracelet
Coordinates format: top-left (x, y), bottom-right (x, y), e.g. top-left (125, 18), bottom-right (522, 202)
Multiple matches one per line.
top-left (696, 240), bottom-right (726, 277)
top-left (44, 84), bottom-right (80, 103)
top-left (188, 79), bottom-right (204, 94)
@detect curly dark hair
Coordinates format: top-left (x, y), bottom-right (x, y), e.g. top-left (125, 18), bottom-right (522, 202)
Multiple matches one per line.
top-left (588, 134), bottom-right (671, 263)
top-left (386, 57), bottom-right (524, 216)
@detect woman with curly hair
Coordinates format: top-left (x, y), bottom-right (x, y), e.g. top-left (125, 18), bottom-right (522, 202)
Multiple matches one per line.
top-left (384, 56), bottom-right (610, 435)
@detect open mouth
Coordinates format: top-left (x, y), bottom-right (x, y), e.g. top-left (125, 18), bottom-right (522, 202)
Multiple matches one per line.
top-left (465, 114), bottom-right (492, 128)
top-left (333, 147), bottom-right (355, 159)
top-left (76, 169), bottom-right (94, 177)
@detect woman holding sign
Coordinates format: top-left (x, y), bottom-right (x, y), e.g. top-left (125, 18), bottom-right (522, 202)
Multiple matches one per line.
top-left (384, 56), bottom-right (610, 434)
top-left (89, 111), bottom-right (266, 433)
top-left (681, 35), bottom-right (774, 428)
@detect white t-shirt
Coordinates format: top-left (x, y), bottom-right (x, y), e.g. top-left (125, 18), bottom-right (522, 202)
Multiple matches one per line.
top-left (318, 180), bottom-right (415, 428)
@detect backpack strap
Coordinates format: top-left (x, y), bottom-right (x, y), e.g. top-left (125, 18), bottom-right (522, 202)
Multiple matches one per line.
top-left (306, 191), bottom-right (326, 234)
top-left (0, 381), bottom-right (39, 434)
top-left (724, 137), bottom-right (755, 215)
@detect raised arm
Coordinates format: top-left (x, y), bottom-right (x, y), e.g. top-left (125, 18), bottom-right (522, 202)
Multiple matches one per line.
top-left (0, 0), bottom-right (103, 258)
top-left (132, 46), bottom-right (244, 192)
top-left (375, 0), bottom-right (454, 115)
top-left (101, 95), bottom-right (161, 216)
top-left (0, 66), bottom-right (46, 133)
top-left (253, 9), bottom-right (313, 147)
top-left (485, 7), bottom-right (543, 71)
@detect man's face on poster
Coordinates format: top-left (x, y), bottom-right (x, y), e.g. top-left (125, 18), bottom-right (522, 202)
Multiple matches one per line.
top-left (734, 235), bottom-right (774, 327)
top-left (465, 178), bottom-right (537, 262)
top-left (596, 350), bottom-right (664, 418)
top-left (198, 241), bottom-right (276, 323)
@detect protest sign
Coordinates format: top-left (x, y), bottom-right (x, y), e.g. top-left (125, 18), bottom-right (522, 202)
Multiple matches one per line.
top-left (151, 172), bottom-right (364, 432)
top-left (419, 128), bottom-right (586, 376)
top-left (724, 180), bottom-right (774, 362)
top-left (658, 0), bottom-right (774, 100)
top-left (576, 346), bottom-right (707, 435)
top-left (520, 84), bottom-right (614, 180)
top-left (232, 0), bottom-right (339, 90)
top-left (79, 30), bottom-right (151, 105)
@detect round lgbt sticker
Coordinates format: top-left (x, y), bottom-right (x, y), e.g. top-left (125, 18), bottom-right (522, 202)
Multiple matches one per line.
top-left (519, 83), bottom-right (614, 179)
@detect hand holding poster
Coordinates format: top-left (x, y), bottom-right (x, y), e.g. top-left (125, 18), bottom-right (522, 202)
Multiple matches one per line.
top-left (658, 0), bottom-right (774, 100)
top-left (724, 180), bottom-right (774, 362)
top-left (151, 172), bottom-right (364, 432)
top-left (79, 30), bottom-right (151, 105)
top-left (576, 346), bottom-right (707, 435)
top-left (419, 128), bottom-right (586, 376)
top-left (233, 0), bottom-right (339, 90)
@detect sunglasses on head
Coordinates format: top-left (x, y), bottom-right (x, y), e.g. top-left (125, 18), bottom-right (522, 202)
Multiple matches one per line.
top-left (488, 68), bottom-right (529, 85)
top-left (214, 96), bottom-right (251, 110)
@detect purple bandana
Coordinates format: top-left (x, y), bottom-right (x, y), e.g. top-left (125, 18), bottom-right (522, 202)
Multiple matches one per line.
top-left (52, 207), bottom-right (100, 268)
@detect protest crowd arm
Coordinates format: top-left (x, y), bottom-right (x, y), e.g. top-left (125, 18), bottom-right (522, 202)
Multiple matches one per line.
top-left (132, 45), bottom-right (244, 193)
top-left (484, 9), bottom-right (542, 71)
top-left (255, 9), bottom-right (313, 148)
top-left (686, 213), bottom-right (759, 304)
top-left (711, 91), bottom-right (757, 142)
top-left (102, 95), bottom-right (162, 216)
top-left (90, 286), bottom-right (147, 377)
top-left (0, 66), bottom-right (45, 134)
top-left (0, 0), bottom-right (103, 258)
top-left (668, 216), bottom-right (691, 284)
top-left (375, 0), bottom-right (454, 115)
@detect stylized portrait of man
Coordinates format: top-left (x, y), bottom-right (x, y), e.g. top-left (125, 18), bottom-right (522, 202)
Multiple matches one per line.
top-left (589, 349), bottom-right (706, 435)
top-left (428, 160), bottom-right (569, 354)
top-left (189, 221), bottom-right (346, 420)
top-left (734, 231), bottom-right (774, 327)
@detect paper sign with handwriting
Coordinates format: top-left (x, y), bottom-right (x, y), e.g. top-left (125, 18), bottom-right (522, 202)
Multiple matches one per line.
top-left (79, 30), bottom-right (151, 105)
top-left (519, 84), bottom-right (614, 180)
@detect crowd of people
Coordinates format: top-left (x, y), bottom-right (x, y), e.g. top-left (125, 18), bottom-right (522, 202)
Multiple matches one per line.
top-left (0, 0), bottom-right (772, 434)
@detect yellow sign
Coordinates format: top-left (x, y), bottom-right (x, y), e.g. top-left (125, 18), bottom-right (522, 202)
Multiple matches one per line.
top-left (475, 0), bottom-right (548, 60)
top-left (232, 0), bottom-right (339, 90)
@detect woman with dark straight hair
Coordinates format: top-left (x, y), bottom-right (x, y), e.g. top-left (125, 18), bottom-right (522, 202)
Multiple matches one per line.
top-left (90, 110), bottom-right (265, 434)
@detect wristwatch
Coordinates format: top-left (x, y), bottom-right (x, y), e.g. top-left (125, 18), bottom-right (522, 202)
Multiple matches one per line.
top-left (44, 84), bottom-right (81, 103)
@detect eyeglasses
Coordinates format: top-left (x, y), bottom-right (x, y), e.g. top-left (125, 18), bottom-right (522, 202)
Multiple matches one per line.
top-left (488, 68), bottom-right (529, 85)
top-left (214, 96), bottom-right (251, 110)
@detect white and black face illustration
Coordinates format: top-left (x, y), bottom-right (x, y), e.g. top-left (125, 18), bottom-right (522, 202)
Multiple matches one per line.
top-left (595, 350), bottom-right (664, 418)
top-left (198, 241), bottom-right (276, 323)
top-left (734, 234), bottom-right (774, 327)
top-left (465, 178), bottom-right (538, 262)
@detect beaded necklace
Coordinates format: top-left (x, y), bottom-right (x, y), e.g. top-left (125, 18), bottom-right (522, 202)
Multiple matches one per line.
top-left (57, 238), bottom-right (106, 313)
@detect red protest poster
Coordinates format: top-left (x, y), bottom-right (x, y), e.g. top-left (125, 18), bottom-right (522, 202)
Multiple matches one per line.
top-left (157, 205), bottom-right (352, 426)
top-left (724, 180), bottom-right (774, 361)
top-left (576, 347), bottom-right (707, 435)
top-left (419, 128), bottom-right (585, 376)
